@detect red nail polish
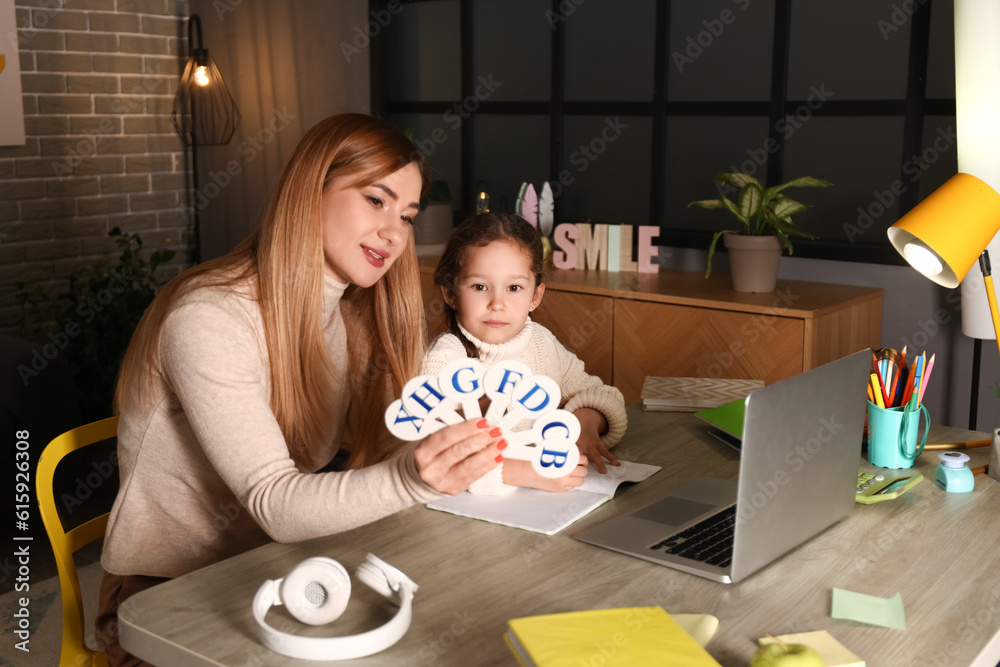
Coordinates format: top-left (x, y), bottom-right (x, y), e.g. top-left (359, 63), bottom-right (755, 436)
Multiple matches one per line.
top-left (476, 419), bottom-right (488, 428)
top-left (497, 439), bottom-right (508, 450)
top-left (495, 454), bottom-right (504, 463)
top-left (489, 427), bottom-right (502, 438)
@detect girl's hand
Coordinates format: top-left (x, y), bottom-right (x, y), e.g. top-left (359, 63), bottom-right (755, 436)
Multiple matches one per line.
top-left (414, 419), bottom-right (503, 495)
top-left (501, 456), bottom-right (589, 492)
top-left (574, 408), bottom-right (620, 474)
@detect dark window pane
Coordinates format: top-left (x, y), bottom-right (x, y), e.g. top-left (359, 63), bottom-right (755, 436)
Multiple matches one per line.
top-left (473, 0), bottom-right (551, 102)
top-left (385, 0), bottom-right (461, 101)
top-left (667, 0), bottom-right (775, 102)
top-left (564, 1), bottom-right (656, 102)
top-left (782, 116), bottom-right (905, 247)
top-left (560, 115), bottom-right (651, 223)
top-left (788, 0), bottom-right (909, 100)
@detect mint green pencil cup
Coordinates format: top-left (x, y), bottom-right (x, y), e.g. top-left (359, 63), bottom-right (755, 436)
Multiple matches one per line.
top-left (867, 400), bottom-right (930, 469)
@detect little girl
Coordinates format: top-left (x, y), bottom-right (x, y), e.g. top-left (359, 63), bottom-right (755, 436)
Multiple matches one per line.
top-left (423, 212), bottom-right (627, 495)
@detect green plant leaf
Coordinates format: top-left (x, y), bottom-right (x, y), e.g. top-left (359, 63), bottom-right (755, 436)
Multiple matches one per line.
top-left (705, 229), bottom-right (736, 278)
top-left (687, 198), bottom-right (727, 210)
top-left (737, 183), bottom-right (764, 231)
top-left (714, 172), bottom-right (762, 190)
top-left (770, 195), bottom-right (809, 219)
top-left (690, 197), bottom-right (746, 228)
top-left (764, 176), bottom-right (832, 199)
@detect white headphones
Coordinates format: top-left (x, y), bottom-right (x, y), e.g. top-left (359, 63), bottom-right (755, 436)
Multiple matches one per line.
top-left (252, 553), bottom-right (417, 661)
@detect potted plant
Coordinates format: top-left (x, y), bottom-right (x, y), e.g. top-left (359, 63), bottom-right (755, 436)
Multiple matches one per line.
top-left (414, 180), bottom-right (453, 250)
top-left (689, 172), bottom-right (832, 292)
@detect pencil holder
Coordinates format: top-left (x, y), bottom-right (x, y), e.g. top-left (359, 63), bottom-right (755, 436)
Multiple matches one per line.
top-left (866, 401), bottom-right (930, 469)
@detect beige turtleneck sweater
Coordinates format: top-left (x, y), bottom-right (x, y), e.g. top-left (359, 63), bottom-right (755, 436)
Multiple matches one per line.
top-left (422, 319), bottom-right (627, 495)
top-left (101, 273), bottom-right (440, 579)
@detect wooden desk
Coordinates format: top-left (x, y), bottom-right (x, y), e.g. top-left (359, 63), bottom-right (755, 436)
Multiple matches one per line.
top-left (119, 406), bottom-right (1000, 666)
top-left (418, 258), bottom-right (883, 404)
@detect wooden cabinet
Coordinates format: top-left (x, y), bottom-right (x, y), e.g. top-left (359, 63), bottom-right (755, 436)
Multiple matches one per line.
top-left (418, 258), bottom-right (882, 405)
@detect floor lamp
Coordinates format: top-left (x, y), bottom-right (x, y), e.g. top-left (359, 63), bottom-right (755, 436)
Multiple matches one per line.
top-left (171, 14), bottom-right (241, 264)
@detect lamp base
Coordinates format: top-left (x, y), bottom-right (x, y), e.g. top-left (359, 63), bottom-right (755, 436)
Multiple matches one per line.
top-left (990, 429), bottom-right (1000, 483)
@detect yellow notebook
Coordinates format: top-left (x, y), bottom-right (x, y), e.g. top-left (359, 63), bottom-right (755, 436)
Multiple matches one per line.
top-left (504, 607), bottom-right (722, 666)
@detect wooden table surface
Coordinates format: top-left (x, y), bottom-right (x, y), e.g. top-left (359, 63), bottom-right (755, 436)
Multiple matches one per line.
top-left (119, 405), bottom-right (1000, 667)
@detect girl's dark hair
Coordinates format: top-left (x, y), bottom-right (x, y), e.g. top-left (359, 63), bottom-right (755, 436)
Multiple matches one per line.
top-left (433, 212), bottom-right (544, 357)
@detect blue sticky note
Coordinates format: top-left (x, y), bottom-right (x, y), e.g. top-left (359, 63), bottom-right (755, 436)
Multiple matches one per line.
top-left (831, 588), bottom-right (906, 630)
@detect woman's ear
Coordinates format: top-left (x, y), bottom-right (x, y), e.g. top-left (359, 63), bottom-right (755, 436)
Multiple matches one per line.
top-left (529, 282), bottom-right (546, 312)
top-left (440, 285), bottom-right (457, 310)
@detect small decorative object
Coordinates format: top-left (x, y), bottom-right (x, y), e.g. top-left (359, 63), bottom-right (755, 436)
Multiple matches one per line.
top-left (935, 451), bottom-right (975, 492)
top-left (384, 359), bottom-right (581, 478)
top-left (516, 181), bottom-right (556, 265)
top-left (475, 180), bottom-right (490, 214)
top-left (552, 223), bottom-right (659, 273)
top-left (689, 172), bottom-right (832, 293)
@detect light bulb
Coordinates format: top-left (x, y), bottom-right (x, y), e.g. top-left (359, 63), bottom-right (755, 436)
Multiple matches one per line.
top-left (194, 65), bottom-right (210, 87)
top-left (903, 242), bottom-right (943, 277)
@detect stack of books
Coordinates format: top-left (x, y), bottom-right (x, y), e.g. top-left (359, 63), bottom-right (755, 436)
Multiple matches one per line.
top-left (641, 376), bottom-right (763, 412)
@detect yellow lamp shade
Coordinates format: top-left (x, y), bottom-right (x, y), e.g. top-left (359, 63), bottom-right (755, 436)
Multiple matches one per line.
top-left (888, 173), bottom-right (1000, 288)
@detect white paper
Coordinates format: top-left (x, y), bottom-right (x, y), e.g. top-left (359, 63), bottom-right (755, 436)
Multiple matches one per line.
top-left (426, 460), bottom-right (660, 535)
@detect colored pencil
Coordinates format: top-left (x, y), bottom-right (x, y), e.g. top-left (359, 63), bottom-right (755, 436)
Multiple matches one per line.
top-left (907, 354), bottom-right (925, 410)
top-left (901, 354), bottom-right (920, 407)
top-left (870, 373), bottom-right (885, 408)
top-left (924, 440), bottom-right (991, 450)
top-left (917, 353), bottom-right (935, 405)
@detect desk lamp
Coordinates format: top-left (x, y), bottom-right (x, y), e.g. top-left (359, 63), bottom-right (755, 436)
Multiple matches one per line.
top-left (888, 175), bottom-right (1000, 483)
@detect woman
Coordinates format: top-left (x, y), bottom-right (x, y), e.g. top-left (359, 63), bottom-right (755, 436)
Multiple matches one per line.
top-left (96, 113), bottom-right (503, 666)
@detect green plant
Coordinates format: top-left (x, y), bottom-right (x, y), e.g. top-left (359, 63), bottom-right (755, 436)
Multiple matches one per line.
top-left (421, 180), bottom-right (452, 209)
top-left (17, 227), bottom-right (175, 421)
top-left (689, 172), bottom-right (832, 277)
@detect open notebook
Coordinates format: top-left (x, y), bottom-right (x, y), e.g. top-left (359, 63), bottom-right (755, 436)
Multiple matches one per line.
top-left (427, 460), bottom-right (660, 535)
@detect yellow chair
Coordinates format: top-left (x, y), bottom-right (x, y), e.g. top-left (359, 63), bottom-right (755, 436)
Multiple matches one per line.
top-left (36, 416), bottom-right (118, 667)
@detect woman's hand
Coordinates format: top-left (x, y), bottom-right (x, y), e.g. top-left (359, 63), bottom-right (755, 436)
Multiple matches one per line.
top-left (501, 456), bottom-right (589, 492)
top-left (414, 419), bottom-right (504, 495)
top-left (574, 408), bottom-right (619, 473)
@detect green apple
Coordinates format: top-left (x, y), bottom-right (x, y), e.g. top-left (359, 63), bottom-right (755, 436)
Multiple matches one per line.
top-left (749, 638), bottom-right (825, 667)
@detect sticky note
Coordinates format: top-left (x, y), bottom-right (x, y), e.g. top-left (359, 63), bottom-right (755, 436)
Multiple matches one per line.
top-left (758, 631), bottom-right (864, 667)
top-left (831, 588), bottom-right (906, 630)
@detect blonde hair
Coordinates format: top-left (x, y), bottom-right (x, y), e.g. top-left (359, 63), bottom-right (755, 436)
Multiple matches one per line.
top-left (115, 113), bottom-right (430, 470)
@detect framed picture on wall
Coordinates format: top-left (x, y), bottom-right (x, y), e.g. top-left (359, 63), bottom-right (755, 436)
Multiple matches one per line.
top-left (0, 0), bottom-right (26, 146)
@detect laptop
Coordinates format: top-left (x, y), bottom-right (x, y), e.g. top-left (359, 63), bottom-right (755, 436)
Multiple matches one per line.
top-left (575, 349), bottom-right (871, 584)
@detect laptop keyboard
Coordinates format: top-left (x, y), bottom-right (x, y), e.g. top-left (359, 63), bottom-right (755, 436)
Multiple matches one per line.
top-left (648, 505), bottom-right (736, 568)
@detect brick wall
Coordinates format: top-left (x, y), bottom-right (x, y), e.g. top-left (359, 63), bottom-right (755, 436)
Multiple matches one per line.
top-left (0, 0), bottom-right (192, 333)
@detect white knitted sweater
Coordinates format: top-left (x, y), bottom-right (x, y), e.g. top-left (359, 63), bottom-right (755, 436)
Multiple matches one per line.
top-left (102, 273), bottom-right (440, 578)
top-left (422, 320), bottom-right (627, 495)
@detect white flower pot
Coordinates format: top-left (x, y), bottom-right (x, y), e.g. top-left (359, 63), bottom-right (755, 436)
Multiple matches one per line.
top-left (414, 202), bottom-right (453, 248)
top-left (723, 234), bottom-right (782, 293)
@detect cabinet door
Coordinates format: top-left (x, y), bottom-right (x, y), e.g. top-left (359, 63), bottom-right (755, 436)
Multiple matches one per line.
top-left (613, 300), bottom-right (804, 405)
top-left (532, 291), bottom-right (614, 386)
